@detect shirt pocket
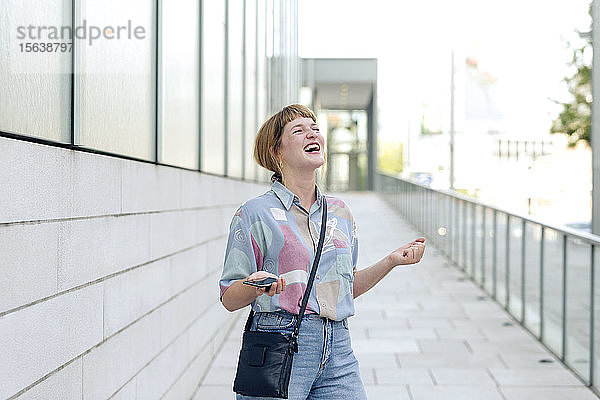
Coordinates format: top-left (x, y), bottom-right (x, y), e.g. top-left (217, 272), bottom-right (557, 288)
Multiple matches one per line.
top-left (334, 242), bottom-right (355, 283)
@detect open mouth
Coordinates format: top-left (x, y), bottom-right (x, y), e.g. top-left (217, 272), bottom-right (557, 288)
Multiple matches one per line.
top-left (303, 143), bottom-right (321, 154)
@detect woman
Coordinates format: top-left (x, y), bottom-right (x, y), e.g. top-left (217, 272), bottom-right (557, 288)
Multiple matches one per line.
top-left (219, 104), bottom-right (426, 399)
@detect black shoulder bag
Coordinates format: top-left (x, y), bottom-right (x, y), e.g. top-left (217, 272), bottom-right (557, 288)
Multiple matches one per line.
top-left (233, 199), bottom-right (327, 398)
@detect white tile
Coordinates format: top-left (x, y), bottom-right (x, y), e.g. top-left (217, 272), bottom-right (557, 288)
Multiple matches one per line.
top-left (57, 214), bottom-right (152, 291)
top-left (180, 171), bottom-right (212, 209)
top-left (150, 210), bottom-right (198, 259)
top-left (0, 285), bottom-right (103, 399)
top-left (121, 163), bottom-right (181, 213)
top-left (135, 332), bottom-right (189, 399)
top-left (168, 244), bottom-right (208, 296)
top-left (162, 274), bottom-right (221, 348)
top-left (187, 302), bottom-right (232, 357)
top-left (81, 312), bottom-right (161, 400)
top-left (0, 222), bottom-right (58, 312)
top-left (163, 343), bottom-right (216, 400)
top-left (103, 258), bottom-right (170, 337)
top-left (110, 378), bottom-right (136, 400)
top-left (71, 151), bottom-right (121, 217)
top-left (0, 138), bottom-right (71, 223)
top-left (195, 208), bottom-right (226, 244)
top-left (17, 358), bottom-right (82, 400)
top-left (207, 237), bottom-right (228, 274)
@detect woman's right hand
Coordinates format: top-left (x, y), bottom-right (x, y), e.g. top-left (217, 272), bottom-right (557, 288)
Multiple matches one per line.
top-left (246, 271), bottom-right (287, 297)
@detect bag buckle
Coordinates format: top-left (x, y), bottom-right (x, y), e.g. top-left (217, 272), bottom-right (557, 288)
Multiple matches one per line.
top-left (289, 337), bottom-right (298, 354)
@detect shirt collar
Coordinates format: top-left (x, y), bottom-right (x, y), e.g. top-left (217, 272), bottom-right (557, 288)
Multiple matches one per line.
top-left (271, 180), bottom-right (324, 211)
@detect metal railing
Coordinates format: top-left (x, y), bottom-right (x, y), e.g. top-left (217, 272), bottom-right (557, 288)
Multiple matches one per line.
top-left (377, 172), bottom-right (600, 393)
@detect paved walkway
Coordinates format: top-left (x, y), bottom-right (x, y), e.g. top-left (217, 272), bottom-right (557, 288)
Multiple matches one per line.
top-left (194, 192), bottom-right (598, 399)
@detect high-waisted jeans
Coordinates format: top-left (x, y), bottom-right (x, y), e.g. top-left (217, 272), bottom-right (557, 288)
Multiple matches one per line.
top-left (235, 310), bottom-right (367, 400)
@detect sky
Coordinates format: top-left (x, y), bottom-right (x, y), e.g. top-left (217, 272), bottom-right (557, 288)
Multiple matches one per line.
top-left (298, 0), bottom-right (592, 144)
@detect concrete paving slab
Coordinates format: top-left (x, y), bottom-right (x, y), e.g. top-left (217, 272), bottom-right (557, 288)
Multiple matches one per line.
top-left (409, 384), bottom-right (505, 400)
top-left (434, 327), bottom-right (487, 340)
top-left (489, 367), bottom-right (582, 386)
top-left (430, 368), bottom-right (496, 386)
top-left (397, 353), bottom-right (507, 369)
top-left (499, 386), bottom-right (599, 400)
top-left (366, 327), bottom-right (438, 340)
top-left (497, 353), bottom-right (562, 369)
top-left (192, 385), bottom-right (233, 399)
top-left (417, 339), bottom-right (472, 354)
top-left (201, 366), bottom-right (236, 386)
top-left (406, 318), bottom-right (455, 329)
top-left (374, 367), bottom-right (433, 385)
top-left (365, 385), bottom-right (411, 399)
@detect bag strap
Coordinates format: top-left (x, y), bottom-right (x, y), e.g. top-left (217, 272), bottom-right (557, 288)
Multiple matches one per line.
top-left (290, 197), bottom-right (327, 351)
top-left (243, 197), bottom-right (328, 354)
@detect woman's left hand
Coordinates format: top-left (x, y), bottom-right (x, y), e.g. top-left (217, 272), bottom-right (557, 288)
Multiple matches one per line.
top-left (388, 237), bottom-right (426, 267)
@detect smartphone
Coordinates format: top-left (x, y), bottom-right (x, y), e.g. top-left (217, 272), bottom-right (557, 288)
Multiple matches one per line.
top-left (242, 277), bottom-right (277, 288)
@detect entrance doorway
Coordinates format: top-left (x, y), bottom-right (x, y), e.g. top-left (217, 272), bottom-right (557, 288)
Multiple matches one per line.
top-left (322, 110), bottom-right (368, 191)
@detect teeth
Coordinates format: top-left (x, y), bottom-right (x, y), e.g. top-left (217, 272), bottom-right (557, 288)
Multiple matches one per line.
top-left (304, 143), bottom-right (320, 152)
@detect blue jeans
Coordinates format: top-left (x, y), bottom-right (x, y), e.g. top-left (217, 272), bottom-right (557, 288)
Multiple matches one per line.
top-left (235, 311), bottom-right (367, 400)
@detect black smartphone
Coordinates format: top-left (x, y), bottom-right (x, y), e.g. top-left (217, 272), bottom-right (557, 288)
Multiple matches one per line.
top-left (242, 277), bottom-right (277, 288)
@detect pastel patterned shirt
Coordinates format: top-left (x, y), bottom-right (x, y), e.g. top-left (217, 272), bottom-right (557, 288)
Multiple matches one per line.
top-left (219, 181), bottom-right (359, 321)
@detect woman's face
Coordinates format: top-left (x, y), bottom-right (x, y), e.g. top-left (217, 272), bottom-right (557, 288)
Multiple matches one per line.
top-left (276, 117), bottom-right (325, 173)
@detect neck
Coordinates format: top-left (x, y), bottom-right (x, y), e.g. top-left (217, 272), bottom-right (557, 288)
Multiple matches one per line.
top-left (282, 170), bottom-right (317, 211)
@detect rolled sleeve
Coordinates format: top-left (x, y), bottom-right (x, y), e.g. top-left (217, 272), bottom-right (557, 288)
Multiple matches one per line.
top-left (219, 206), bottom-right (258, 299)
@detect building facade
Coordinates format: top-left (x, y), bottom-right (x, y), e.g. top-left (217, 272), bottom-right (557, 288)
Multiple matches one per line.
top-left (0, 0), bottom-right (299, 398)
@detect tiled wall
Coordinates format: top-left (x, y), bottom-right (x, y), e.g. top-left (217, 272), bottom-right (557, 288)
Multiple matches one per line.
top-left (0, 136), bottom-right (267, 399)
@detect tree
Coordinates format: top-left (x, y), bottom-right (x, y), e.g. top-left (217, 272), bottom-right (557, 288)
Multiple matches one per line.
top-left (550, 5), bottom-right (592, 147)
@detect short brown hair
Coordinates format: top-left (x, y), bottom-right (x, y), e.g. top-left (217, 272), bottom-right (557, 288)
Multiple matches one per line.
top-left (254, 104), bottom-right (318, 183)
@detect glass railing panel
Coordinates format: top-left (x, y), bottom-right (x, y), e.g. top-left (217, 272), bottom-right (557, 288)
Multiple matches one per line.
top-left (543, 227), bottom-right (564, 355)
top-left (565, 236), bottom-right (592, 381)
top-left (524, 222), bottom-right (542, 336)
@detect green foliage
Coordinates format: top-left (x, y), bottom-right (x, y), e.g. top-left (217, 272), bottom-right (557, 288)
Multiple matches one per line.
top-left (550, 5), bottom-right (592, 147)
